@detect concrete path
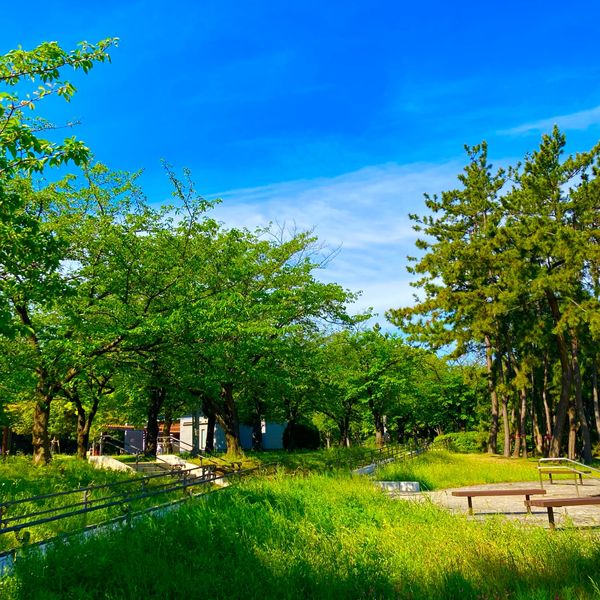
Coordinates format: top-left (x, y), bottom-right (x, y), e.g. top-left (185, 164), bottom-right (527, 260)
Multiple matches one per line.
top-left (388, 479), bottom-right (600, 529)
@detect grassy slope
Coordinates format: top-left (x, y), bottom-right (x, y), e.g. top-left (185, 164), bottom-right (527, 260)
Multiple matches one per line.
top-left (0, 456), bottom-right (189, 553)
top-left (3, 472), bottom-right (600, 599)
top-left (0, 456), bottom-right (137, 499)
top-left (375, 450), bottom-right (540, 489)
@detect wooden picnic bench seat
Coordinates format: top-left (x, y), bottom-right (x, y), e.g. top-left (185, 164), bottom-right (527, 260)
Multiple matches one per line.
top-left (452, 488), bottom-right (547, 514)
top-left (529, 496), bottom-right (600, 528)
top-left (538, 466), bottom-right (591, 485)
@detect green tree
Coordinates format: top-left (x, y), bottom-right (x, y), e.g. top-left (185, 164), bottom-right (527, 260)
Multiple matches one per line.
top-left (0, 39), bottom-right (116, 176)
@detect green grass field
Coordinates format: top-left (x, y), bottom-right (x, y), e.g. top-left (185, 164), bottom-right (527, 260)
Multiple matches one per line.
top-left (375, 450), bottom-right (540, 489)
top-left (3, 450), bottom-right (600, 598)
top-left (3, 471), bottom-right (600, 599)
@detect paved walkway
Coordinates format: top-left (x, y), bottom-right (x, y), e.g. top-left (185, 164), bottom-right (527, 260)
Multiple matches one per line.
top-left (388, 479), bottom-right (600, 529)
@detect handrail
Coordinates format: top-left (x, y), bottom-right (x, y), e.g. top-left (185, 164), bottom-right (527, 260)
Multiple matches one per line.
top-left (96, 434), bottom-right (181, 472)
top-left (0, 461), bottom-right (278, 539)
top-left (156, 434), bottom-right (196, 454)
top-left (0, 441), bottom-right (425, 555)
top-left (538, 457), bottom-right (600, 476)
top-left (324, 442), bottom-right (427, 471)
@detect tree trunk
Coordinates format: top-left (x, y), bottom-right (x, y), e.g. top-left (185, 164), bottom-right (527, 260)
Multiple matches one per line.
top-left (2, 427), bottom-right (10, 457)
top-left (532, 409), bottom-right (543, 456)
top-left (145, 386), bottom-right (166, 457)
top-left (593, 366), bottom-right (600, 437)
top-left (163, 407), bottom-right (173, 453)
top-left (501, 394), bottom-right (510, 458)
top-left (217, 383), bottom-right (241, 455)
top-left (76, 410), bottom-right (91, 460)
top-left (373, 409), bottom-right (385, 449)
top-left (571, 335), bottom-right (592, 463)
top-left (338, 416), bottom-right (351, 448)
top-left (205, 411), bottom-right (216, 453)
top-left (532, 389), bottom-right (543, 456)
top-left (198, 394), bottom-right (216, 453)
top-left (541, 357), bottom-right (552, 456)
top-left (518, 388), bottom-right (527, 458)
top-left (545, 289), bottom-right (572, 458)
top-left (72, 387), bottom-right (101, 460)
top-left (485, 335), bottom-right (499, 453)
top-left (567, 403), bottom-right (578, 460)
top-left (252, 417), bottom-right (263, 450)
top-left (32, 397), bottom-right (52, 465)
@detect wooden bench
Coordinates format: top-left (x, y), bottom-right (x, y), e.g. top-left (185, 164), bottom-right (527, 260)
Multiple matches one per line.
top-left (538, 466), bottom-right (591, 486)
top-left (451, 488), bottom-right (547, 515)
top-left (529, 496), bottom-right (600, 528)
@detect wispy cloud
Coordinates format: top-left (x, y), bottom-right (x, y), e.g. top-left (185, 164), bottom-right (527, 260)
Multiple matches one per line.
top-left (208, 161), bottom-right (460, 322)
top-left (500, 105), bottom-right (600, 136)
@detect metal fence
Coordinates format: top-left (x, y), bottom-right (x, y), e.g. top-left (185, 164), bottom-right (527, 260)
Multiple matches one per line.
top-left (0, 441), bottom-right (428, 566)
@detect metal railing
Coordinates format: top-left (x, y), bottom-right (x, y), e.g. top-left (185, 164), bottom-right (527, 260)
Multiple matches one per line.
top-left (95, 434), bottom-right (180, 471)
top-left (323, 442), bottom-right (429, 472)
top-left (156, 434), bottom-right (195, 455)
top-left (537, 457), bottom-right (600, 491)
top-left (0, 441), bottom-right (427, 561)
top-left (0, 460), bottom-right (275, 547)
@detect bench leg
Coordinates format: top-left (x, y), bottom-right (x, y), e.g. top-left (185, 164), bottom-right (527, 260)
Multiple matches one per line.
top-left (525, 495), bottom-right (531, 513)
top-left (547, 507), bottom-right (555, 529)
top-left (467, 496), bottom-right (473, 515)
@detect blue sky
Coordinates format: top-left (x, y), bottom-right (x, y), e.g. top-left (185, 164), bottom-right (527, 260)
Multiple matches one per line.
top-left (4, 1), bottom-right (600, 321)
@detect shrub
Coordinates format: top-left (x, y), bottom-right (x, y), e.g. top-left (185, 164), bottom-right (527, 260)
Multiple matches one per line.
top-left (283, 421), bottom-right (321, 450)
top-left (433, 431), bottom-right (488, 453)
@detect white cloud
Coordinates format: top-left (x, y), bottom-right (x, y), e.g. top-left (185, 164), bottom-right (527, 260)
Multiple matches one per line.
top-left (500, 105), bottom-right (600, 135)
top-left (208, 161), bottom-right (460, 323)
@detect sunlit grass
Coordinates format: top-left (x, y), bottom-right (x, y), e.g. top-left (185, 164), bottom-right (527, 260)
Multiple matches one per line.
top-left (185, 446), bottom-right (382, 473)
top-left (3, 472), bottom-right (599, 599)
top-left (375, 450), bottom-right (539, 490)
top-left (0, 455), bottom-right (198, 553)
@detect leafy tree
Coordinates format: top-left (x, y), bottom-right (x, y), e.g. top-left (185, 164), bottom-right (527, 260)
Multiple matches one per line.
top-left (178, 226), bottom-right (354, 455)
top-left (0, 39), bottom-right (116, 176)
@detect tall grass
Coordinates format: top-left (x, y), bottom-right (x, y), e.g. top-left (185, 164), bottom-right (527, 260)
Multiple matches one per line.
top-left (0, 456), bottom-right (195, 553)
top-left (375, 450), bottom-right (539, 489)
top-left (3, 472), bottom-right (600, 599)
top-left (188, 446), bottom-right (381, 473)
top-left (0, 455), bottom-right (136, 498)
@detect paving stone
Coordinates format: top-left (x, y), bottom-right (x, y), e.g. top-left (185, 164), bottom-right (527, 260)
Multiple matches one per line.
top-left (388, 479), bottom-right (600, 529)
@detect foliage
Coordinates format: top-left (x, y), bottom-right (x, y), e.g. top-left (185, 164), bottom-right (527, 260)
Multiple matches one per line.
top-left (432, 431), bottom-right (488, 453)
top-left (0, 39), bottom-right (117, 176)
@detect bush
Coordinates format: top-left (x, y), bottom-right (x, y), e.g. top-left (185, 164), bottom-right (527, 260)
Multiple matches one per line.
top-left (283, 422), bottom-right (321, 450)
top-left (433, 431), bottom-right (488, 453)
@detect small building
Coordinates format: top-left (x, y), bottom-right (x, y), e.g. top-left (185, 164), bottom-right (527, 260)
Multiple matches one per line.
top-left (179, 415), bottom-right (285, 452)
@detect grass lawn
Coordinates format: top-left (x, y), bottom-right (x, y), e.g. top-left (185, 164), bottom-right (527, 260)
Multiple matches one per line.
top-left (375, 450), bottom-right (540, 490)
top-left (3, 472), bottom-right (600, 599)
